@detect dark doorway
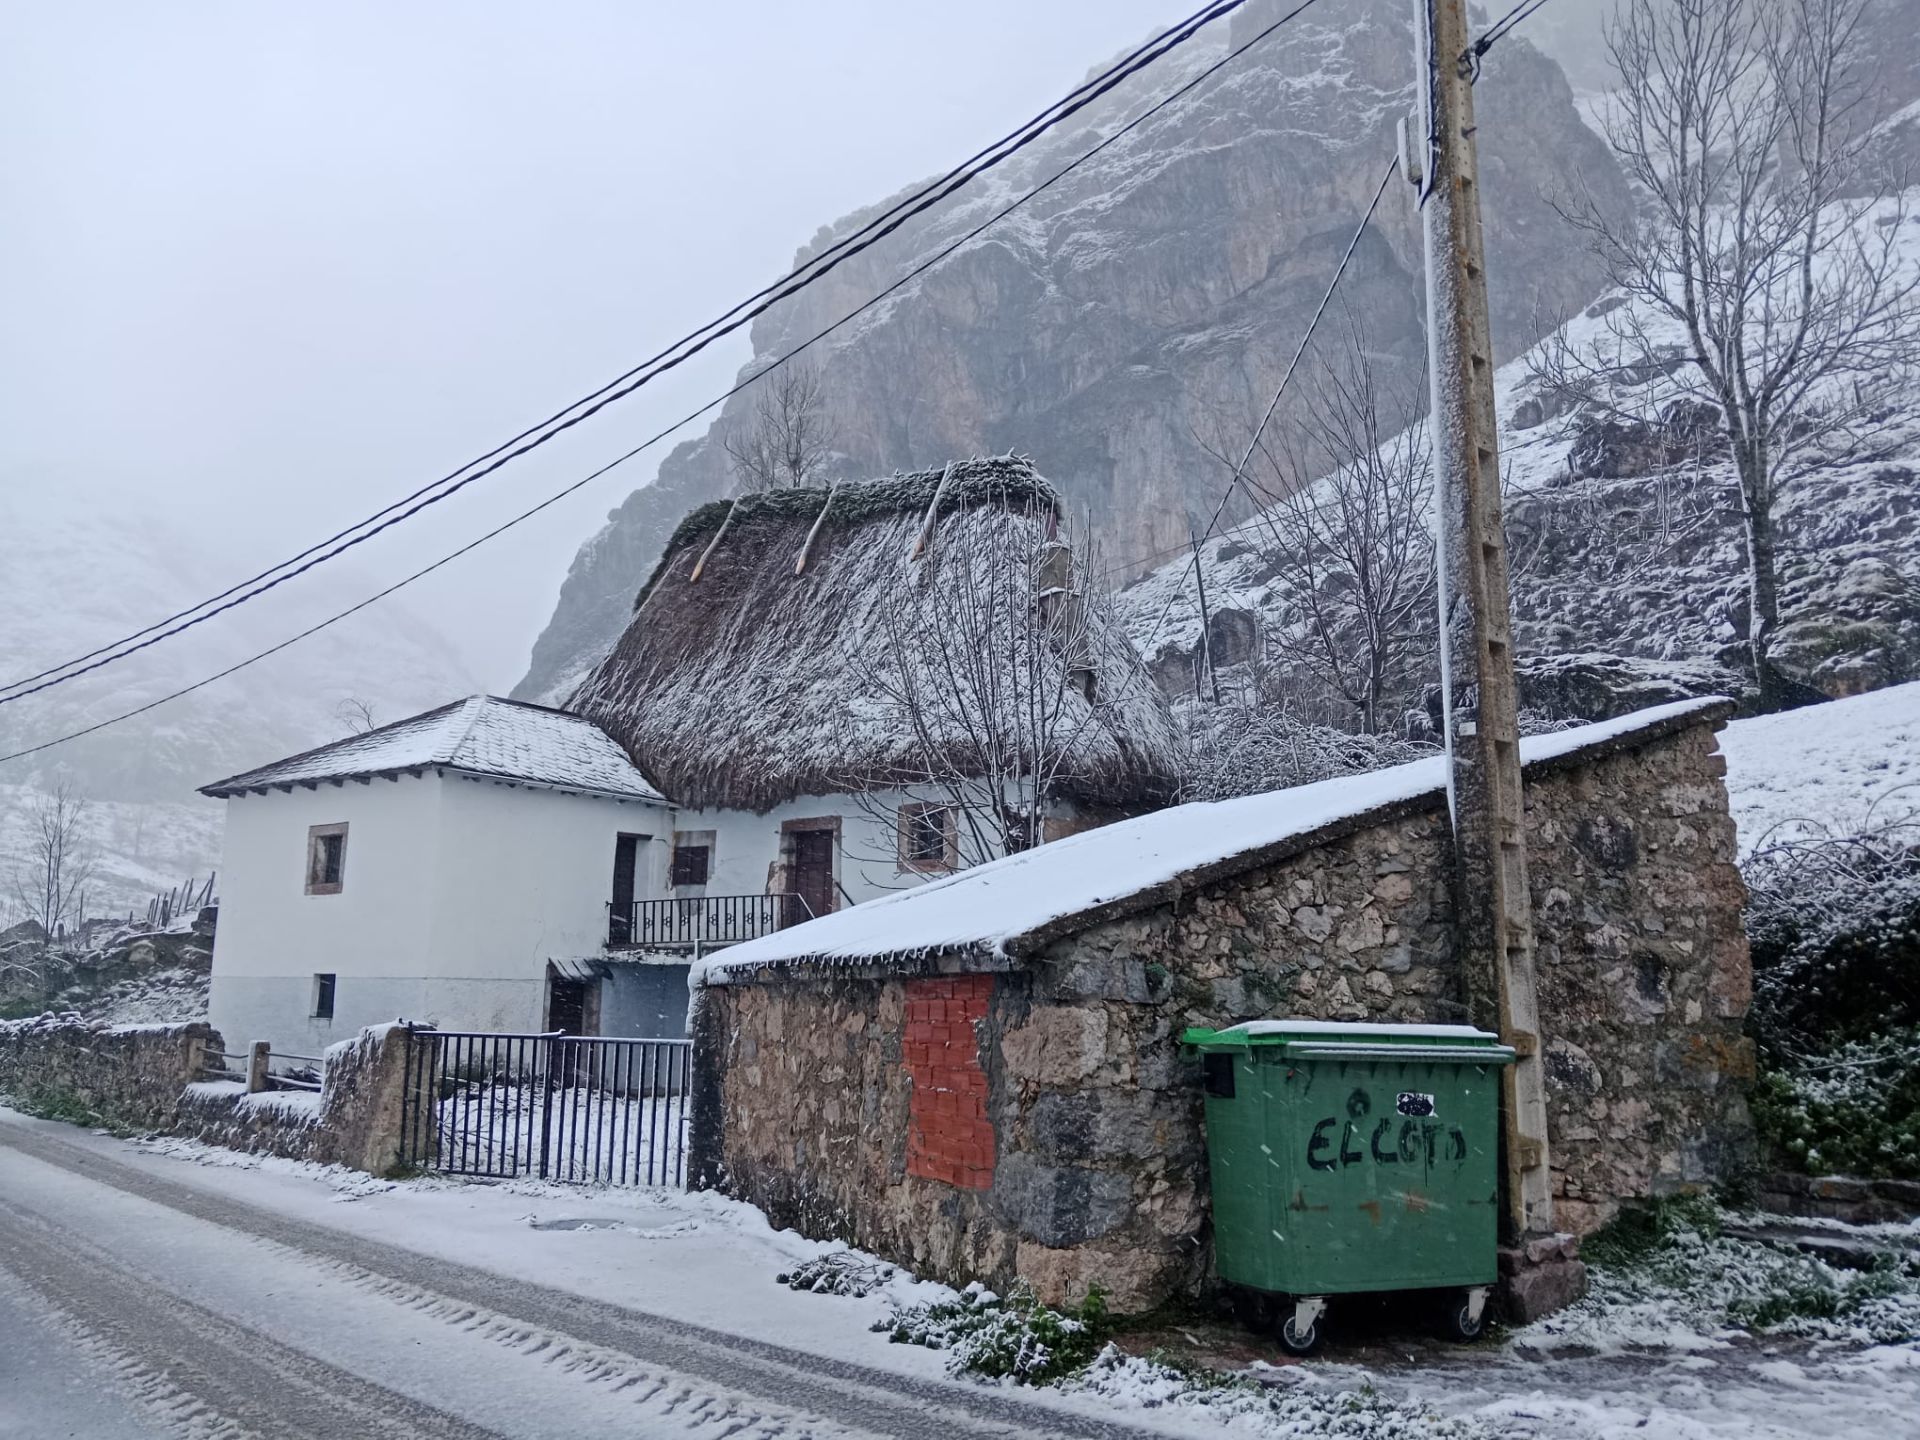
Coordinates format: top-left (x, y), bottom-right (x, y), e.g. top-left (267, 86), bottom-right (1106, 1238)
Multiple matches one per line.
top-left (548, 975), bottom-right (590, 1035)
top-left (789, 828), bottom-right (836, 923)
top-left (609, 833), bottom-right (642, 944)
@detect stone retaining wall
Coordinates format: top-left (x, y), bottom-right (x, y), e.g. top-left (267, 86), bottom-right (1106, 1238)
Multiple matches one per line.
top-left (0, 1014), bottom-right (219, 1130)
top-left (1759, 1172), bottom-right (1920, 1226)
top-left (174, 1023), bottom-right (424, 1173)
top-left (2, 1013), bottom-right (423, 1176)
top-left (693, 718), bottom-right (1756, 1311)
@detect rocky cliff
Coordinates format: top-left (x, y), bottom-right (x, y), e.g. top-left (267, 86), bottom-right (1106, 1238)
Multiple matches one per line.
top-left (515, 0), bottom-right (1628, 701)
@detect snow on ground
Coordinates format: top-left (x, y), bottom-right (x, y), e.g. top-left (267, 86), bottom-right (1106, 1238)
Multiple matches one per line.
top-left (8, 1109), bottom-right (1916, 1440)
top-left (1718, 680), bottom-right (1920, 855)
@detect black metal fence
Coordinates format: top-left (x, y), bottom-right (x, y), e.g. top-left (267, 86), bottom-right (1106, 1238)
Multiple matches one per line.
top-left (398, 1030), bottom-right (690, 1187)
top-left (607, 893), bottom-right (811, 948)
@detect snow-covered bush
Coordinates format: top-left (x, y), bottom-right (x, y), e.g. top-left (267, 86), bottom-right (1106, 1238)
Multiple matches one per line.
top-left (1751, 1029), bottom-right (1920, 1180)
top-left (1745, 835), bottom-right (1920, 1042)
top-left (1183, 707), bottom-right (1434, 803)
top-left (1743, 822), bottom-right (1920, 1178)
top-left (1550, 1197), bottom-right (1920, 1347)
top-left (776, 1250), bottom-right (896, 1298)
top-left (878, 1281), bottom-right (1108, 1384)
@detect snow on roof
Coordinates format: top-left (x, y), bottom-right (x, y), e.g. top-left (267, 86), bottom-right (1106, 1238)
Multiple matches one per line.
top-left (1718, 680), bottom-right (1920, 856)
top-left (1222, 1020), bottom-right (1496, 1040)
top-left (200, 696), bottom-right (666, 803)
top-left (697, 697), bottom-right (1727, 985)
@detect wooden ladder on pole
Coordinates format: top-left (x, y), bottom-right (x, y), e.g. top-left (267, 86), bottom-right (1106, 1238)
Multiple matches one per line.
top-left (1410, 0), bottom-right (1554, 1238)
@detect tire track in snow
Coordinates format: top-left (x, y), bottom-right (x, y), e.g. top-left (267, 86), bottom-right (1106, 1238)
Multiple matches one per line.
top-left (0, 1124), bottom-right (1164, 1440)
top-left (0, 1197), bottom-right (506, 1440)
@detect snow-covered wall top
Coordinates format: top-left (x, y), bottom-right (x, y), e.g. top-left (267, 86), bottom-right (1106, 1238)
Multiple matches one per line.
top-left (696, 696), bottom-right (1729, 984)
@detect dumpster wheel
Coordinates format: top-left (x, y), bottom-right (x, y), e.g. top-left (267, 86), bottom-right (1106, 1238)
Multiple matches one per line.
top-left (1276, 1296), bottom-right (1327, 1356)
top-left (1440, 1286), bottom-right (1491, 1343)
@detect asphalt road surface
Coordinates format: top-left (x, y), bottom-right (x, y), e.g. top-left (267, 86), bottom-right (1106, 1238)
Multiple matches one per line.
top-left (0, 1121), bottom-right (1164, 1440)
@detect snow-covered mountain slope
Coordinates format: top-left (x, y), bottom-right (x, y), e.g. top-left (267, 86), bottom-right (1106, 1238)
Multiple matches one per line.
top-left (1117, 190), bottom-right (1920, 715)
top-left (513, 0), bottom-right (1627, 702)
top-left (0, 484), bottom-right (478, 911)
top-left (1720, 680), bottom-right (1920, 857)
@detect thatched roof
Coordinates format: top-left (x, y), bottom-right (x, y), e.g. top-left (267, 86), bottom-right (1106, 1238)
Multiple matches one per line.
top-left (569, 457), bottom-right (1184, 813)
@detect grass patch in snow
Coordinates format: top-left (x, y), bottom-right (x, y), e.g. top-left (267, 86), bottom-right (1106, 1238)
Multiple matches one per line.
top-left (1530, 1197), bottom-right (1920, 1351)
top-left (878, 1285), bottom-right (1488, 1435)
top-left (0, 1086), bottom-right (133, 1135)
top-left (1065, 1348), bottom-right (1491, 1439)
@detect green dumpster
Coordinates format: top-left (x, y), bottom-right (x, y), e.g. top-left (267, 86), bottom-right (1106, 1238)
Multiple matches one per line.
top-left (1183, 1020), bottom-right (1515, 1352)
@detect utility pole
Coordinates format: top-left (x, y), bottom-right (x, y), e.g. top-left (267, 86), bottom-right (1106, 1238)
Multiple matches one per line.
top-left (1407, 0), bottom-right (1554, 1241)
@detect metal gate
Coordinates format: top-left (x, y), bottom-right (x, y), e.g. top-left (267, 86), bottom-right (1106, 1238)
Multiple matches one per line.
top-left (398, 1030), bottom-right (691, 1187)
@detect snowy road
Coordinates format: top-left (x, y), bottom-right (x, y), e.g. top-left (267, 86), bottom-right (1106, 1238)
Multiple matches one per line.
top-left (0, 1119), bottom-right (1161, 1440)
top-left (6, 1108), bottom-right (1918, 1440)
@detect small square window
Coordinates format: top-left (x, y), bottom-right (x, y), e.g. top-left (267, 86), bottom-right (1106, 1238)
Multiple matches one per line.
top-left (670, 843), bottom-right (710, 887)
top-left (312, 972), bottom-right (336, 1020)
top-left (306, 823), bottom-right (348, 895)
top-left (898, 804), bottom-right (955, 873)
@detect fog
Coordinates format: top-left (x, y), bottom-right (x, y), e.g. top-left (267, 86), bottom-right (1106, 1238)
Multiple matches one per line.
top-left (2, 1), bottom-right (1202, 688)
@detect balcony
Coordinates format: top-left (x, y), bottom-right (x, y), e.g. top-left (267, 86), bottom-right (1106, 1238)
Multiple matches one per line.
top-left (607, 893), bottom-right (815, 950)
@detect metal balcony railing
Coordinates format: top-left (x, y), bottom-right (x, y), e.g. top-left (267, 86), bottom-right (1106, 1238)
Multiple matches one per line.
top-left (607, 893), bottom-right (814, 949)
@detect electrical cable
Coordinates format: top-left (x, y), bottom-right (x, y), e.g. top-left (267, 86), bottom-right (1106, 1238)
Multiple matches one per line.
top-left (1135, 152), bottom-right (1400, 656)
top-left (1473, 0), bottom-right (1553, 58)
top-left (0, 0), bottom-right (1269, 706)
top-left (0, 0), bottom-right (1334, 765)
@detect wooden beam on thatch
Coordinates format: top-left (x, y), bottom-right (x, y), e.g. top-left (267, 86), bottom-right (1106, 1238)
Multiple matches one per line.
top-left (909, 462), bottom-right (956, 559)
top-left (689, 498), bottom-right (742, 584)
top-left (793, 484), bottom-right (838, 575)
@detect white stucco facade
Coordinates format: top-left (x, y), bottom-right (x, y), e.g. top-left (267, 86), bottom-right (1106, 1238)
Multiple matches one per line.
top-left (207, 770), bottom-right (672, 1056)
top-left (202, 694), bottom-right (1088, 1054)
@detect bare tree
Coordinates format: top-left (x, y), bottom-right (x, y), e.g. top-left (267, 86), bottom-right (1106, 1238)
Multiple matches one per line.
top-left (333, 696), bottom-right (378, 734)
top-left (859, 510), bottom-right (1111, 868)
top-left (1200, 344), bottom-right (1437, 734)
top-left (1543, 0), bottom-right (1920, 708)
top-left (723, 360), bottom-right (839, 493)
top-left (10, 782), bottom-right (95, 941)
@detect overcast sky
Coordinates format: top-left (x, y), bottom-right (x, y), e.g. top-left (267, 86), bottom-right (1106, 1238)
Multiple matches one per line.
top-left (1, 1), bottom-right (1187, 688)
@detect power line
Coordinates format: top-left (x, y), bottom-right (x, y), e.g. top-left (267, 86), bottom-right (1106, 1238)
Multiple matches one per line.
top-left (0, 0), bottom-right (1333, 767)
top-left (1135, 152), bottom-right (1400, 656)
top-left (0, 0), bottom-right (1269, 708)
top-left (1471, 0), bottom-right (1553, 65)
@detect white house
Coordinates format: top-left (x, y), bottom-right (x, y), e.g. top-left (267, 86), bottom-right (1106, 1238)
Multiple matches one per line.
top-left (201, 696), bottom-right (677, 1057)
top-left (202, 459), bottom-right (1182, 1057)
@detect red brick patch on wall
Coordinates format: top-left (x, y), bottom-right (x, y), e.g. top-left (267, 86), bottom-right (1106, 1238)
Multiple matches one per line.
top-left (903, 975), bottom-right (995, 1190)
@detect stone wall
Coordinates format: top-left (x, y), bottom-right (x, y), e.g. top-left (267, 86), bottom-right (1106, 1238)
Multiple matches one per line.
top-left (1, 1011), bottom-right (424, 1176)
top-left (174, 1023), bottom-right (426, 1174)
top-left (694, 718), bottom-right (1755, 1311)
top-left (0, 1015), bottom-right (219, 1130)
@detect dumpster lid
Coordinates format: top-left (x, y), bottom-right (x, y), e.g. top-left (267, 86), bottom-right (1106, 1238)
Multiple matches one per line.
top-left (1182, 1019), bottom-right (1515, 1062)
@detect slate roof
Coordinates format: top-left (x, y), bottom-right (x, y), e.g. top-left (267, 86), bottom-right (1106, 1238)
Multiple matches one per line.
top-left (200, 696), bottom-right (666, 802)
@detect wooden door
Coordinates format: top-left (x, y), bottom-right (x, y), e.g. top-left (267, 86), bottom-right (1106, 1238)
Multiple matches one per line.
top-left (790, 829), bottom-right (835, 922)
top-left (548, 976), bottom-right (588, 1035)
top-left (609, 834), bottom-right (641, 944)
